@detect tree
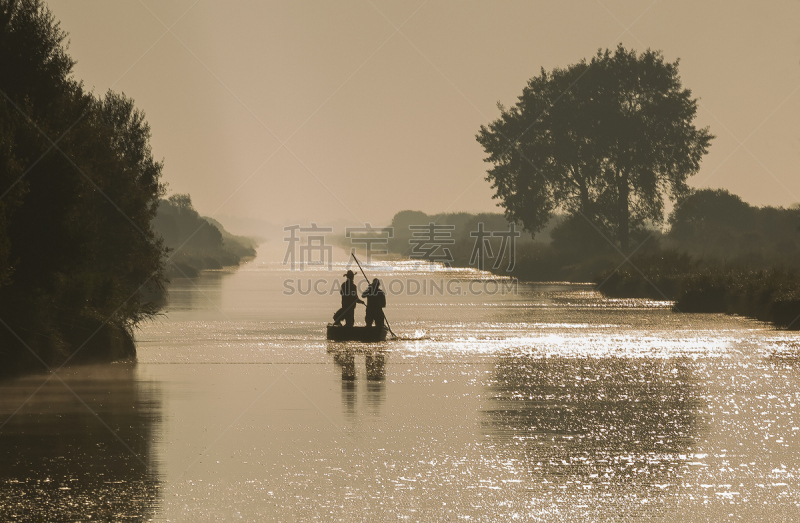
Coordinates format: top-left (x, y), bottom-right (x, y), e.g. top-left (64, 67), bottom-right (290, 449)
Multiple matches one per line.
top-left (669, 189), bottom-right (755, 241)
top-left (668, 189), bottom-right (800, 265)
top-left (476, 45), bottom-right (713, 250)
top-left (0, 0), bottom-right (167, 372)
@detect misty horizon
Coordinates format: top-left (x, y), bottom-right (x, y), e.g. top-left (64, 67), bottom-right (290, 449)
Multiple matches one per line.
top-left (46, 0), bottom-right (800, 229)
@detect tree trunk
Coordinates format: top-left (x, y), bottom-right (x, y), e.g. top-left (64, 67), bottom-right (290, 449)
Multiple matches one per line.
top-left (573, 165), bottom-right (591, 217)
top-left (579, 182), bottom-right (590, 217)
top-left (617, 169), bottom-right (629, 251)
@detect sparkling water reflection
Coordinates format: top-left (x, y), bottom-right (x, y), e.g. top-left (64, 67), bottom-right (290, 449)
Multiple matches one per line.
top-left (0, 364), bottom-right (161, 521)
top-left (2, 245), bottom-right (800, 521)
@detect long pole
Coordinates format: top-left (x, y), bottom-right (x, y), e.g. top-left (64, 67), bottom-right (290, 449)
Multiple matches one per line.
top-left (351, 253), bottom-right (396, 338)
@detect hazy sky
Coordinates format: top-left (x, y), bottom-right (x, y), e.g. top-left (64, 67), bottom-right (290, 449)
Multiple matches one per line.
top-left (47, 0), bottom-right (800, 231)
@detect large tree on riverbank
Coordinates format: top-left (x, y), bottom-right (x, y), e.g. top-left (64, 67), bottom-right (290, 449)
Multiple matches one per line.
top-left (0, 0), bottom-right (167, 373)
top-left (477, 45), bottom-right (713, 250)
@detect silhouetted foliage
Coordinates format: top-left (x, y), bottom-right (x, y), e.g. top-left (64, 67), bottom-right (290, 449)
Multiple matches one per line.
top-left (477, 45), bottom-right (713, 250)
top-left (593, 189), bottom-right (800, 327)
top-left (0, 0), bottom-right (167, 375)
top-left (383, 210), bottom-right (541, 269)
top-left (152, 194), bottom-right (257, 277)
top-left (667, 189), bottom-right (800, 265)
top-left (598, 263), bottom-right (800, 330)
top-left (549, 214), bottom-right (613, 258)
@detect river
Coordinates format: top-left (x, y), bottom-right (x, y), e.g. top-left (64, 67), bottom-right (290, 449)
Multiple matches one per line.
top-left (2, 243), bottom-right (800, 521)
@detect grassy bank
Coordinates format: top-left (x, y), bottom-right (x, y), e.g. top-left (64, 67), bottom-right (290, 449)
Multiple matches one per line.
top-left (382, 203), bottom-right (800, 330)
top-left (0, 312), bottom-right (137, 379)
top-left (595, 256), bottom-right (800, 329)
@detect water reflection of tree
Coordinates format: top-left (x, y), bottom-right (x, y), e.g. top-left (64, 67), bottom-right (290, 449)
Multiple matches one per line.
top-left (165, 271), bottom-right (231, 312)
top-left (0, 364), bottom-right (161, 521)
top-left (483, 355), bottom-right (701, 481)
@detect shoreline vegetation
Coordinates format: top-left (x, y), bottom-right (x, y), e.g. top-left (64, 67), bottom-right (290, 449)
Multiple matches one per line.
top-left (152, 194), bottom-right (257, 280)
top-left (384, 193), bottom-right (800, 330)
top-left (0, 1), bottom-right (256, 378)
top-left (592, 188), bottom-right (800, 329)
top-left (1, 0), bottom-right (166, 377)
top-left (596, 261), bottom-right (800, 330)
top-left (466, 45), bottom-right (800, 330)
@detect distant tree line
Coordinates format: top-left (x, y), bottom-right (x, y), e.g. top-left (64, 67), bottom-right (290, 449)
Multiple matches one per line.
top-left (667, 189), bottom-right (800, 265)
top-left (385, 210), bottom-right (541, 267)
top-left (386, 190), bottom-right (800, 328)
top-left (387, 190), bottom-right (800, 275)
top-left (152, 193), bottom-right (256, 279)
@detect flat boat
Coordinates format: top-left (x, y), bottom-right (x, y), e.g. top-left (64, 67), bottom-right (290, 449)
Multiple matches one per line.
top-left (326, 325), bottom-right (389, 342)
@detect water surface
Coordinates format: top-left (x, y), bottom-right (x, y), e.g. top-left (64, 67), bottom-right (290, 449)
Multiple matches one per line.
top-left (2, 245), bottom-right (800, 521)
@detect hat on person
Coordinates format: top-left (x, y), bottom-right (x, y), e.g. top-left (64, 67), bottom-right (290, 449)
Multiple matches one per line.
top-left (344, 270), bottom-right (356, 278)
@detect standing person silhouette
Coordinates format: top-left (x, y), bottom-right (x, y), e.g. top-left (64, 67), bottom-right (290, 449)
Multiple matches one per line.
top-left (333, 270), bottom-right (364, 327)
top-left (362, 278), bottom-right (386, 328)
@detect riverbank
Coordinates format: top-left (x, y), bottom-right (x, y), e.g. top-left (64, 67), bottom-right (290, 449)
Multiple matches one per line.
top-left (595, 256), bottom-right (800, 330)
top-left (152, 195), bottom-right (258, 279)
top-left (0, 208), bottom-right (258, 380)
top-left (0, 306), bottom-right (138, 379)
top-left (379, 210), bottom-right (800, 330)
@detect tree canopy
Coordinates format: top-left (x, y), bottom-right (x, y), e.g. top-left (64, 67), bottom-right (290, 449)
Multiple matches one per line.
top-left (667, 188), bottom-right (800, 264)
top-left (0, 0), bottom-right (167, 373)
top-left (477, 45), bottom-right (713, 250)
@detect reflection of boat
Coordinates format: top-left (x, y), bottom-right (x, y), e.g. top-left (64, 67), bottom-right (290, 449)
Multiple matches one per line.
top-left (326, 324), bottom-right (389, 342)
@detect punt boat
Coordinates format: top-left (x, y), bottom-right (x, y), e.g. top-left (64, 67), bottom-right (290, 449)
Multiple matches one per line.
top-left (326, 325), bottom-right (389, 342)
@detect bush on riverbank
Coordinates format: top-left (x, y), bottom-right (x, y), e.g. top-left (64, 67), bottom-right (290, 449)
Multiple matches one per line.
top-left (595, 256), bottom-right (800, 329)
top-left (675, 268), bottom-right (800, 328)
top-left (592, 189), bottom-right (800, 328)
